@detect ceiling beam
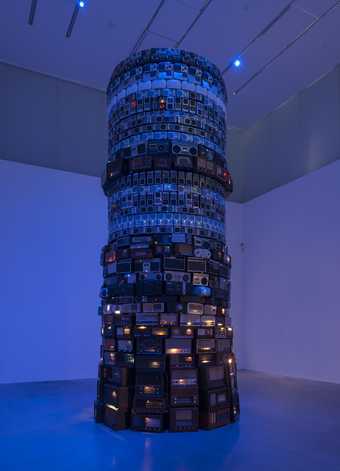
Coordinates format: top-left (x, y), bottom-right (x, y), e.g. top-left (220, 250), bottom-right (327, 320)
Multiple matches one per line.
top-left (28, 0), bottom-right (38, 25)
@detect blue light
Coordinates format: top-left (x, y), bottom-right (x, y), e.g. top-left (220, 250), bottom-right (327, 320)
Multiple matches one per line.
top-left (234, 59), bottom-right (241, 68)
top-left (79, 1), bottom-right (85, 7)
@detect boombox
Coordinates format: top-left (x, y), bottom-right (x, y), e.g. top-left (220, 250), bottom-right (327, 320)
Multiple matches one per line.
top-left (169, 407), bottom-right (199, 432)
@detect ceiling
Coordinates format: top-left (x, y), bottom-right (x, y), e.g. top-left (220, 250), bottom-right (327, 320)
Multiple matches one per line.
top-left (1, 0), bottom-right (340, 127)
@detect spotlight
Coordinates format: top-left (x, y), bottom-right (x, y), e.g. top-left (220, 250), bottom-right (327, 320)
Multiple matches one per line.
top-left (233, 58), bottom-right (241, 68)
top-left (79, 1), bottom-right (85, 7)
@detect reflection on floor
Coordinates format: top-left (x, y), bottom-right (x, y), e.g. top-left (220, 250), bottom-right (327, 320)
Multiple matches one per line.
top-left (1, 370), bottom-right (340, 471)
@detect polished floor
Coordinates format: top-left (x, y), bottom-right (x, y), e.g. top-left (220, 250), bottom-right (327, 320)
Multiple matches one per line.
top-left (1, 370), bottom-right (340, 471)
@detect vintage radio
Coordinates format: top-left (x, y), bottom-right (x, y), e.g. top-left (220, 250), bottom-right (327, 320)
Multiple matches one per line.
top-left (99, 353), bottom-right (134, 369)
top-left (135, 313), bottom-right (159, 326)
top-left (170, 326), bottom-right (194, 339)
top-left (160, 313), bottom-right (178, 326)
top-left (204, 304), bottom-right (217, 316)
top-left (196, 338), bottom-right (216, 354)
top-left (196, 327), bottom-right (214, 338)
top-left (170, 386), bottom-right (199, 407)
top-left (199, 365), bottom-right (225, 389)
top-left (136, 280), bottom-right (163, 296)
top-left (135, 372), bottom-right (166, 398)
top-left (187, 257), bottom-right (207, 273)
top-left (199, 406), bottom-right (231, 430)
top-left (174, 244), bottom-right (193, 257)
top-left (103, 385), bottom-right (131, 410)
top-left (130, 412), bottom-right (165, 432)
top-left (187, 303), bottom-right (204, 315)
top-left (216, 338), bottom-right (232, 353)
top-left (168, 353), bottom-right (195, 369)
top-left (142, 302), bottom-right (165, 313)
top-left (199, 387), bottom-right (230, 410)
top-left (165, 281), bottom-right (186, 296)
top-left (180, 314), bottom-right (201, 327)
top-left (197, 353), bottom-right (217, 366)
top-left (103, 404), bottom-right (129, 430)
top-left (117, 339), bottom-right (134, 353)
top-left (165, 338), bottom-right (192, 355)
top-left (135, 355), bottom-right (166, 371)
top-left (169, 407), bottom-right (199, 432)
top-left (102, 338), bottom-right (115, 351)
top-left (115, 326), bottom-right (133, 339)
top-left (163, 257), bottom-right (186, 271)
top-left (201, 315), bottom-right (216, 327)
top-left (99, 365), bottom-right (133, 387)
top-left (135, 336), bottom-right (164, 355)
top-left (170, 368), bottom-right (198, 387)
top-left (133, 396), bottom-right (168, 414)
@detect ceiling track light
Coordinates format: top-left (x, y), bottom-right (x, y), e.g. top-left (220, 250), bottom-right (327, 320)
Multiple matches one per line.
top-left (232, 0), bottom-right (340, 96)
top-left (28, 0), bottom-right (38, 25)
top-left (222, 0), bottom-right (297, 74)
top-left (66, 2), bottom-right (84, 38)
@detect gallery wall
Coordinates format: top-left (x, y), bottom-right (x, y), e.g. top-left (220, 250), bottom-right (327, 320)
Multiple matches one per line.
top-left (0, 159), bottom-right (244, 384)
top-left (0, 160), bottom-right (105, 383)
top-left (242, 159), bottom-right (340, 384)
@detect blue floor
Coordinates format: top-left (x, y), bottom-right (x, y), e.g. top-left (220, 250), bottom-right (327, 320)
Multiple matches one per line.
top-left (1, 371), bottom-right (340, 471)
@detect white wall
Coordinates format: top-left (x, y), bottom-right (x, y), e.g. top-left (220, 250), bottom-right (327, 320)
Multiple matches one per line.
top-left (0, 160), bottom-right (245, 383)
top-left (242, 159), bottom-right (340, 384)
top-left (0, 160), bottom-right (105, 383)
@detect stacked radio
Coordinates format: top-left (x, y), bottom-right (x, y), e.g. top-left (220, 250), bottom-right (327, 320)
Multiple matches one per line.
top-left (94, 48), bottom-right (240, 432)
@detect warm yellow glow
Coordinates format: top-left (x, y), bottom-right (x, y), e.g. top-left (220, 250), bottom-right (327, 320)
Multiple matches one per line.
top-left (187, 321), bottom-right (192, 326)
top-left (151, 361), bottom-right (160, 368)
top-left (123, 327), bottom-right (131, 335)
top-left (227, 327), bottom-right (233, 332)
top-left (114, 309), bottom-right (121, 315)
top-left (228, 358), bottom-right (233, 364)
top-left (138, 325), bottom-right (147, 330)
top-left (201, 347), bottom-right (211, 351)
top-left (106, 404), bottom-right (119, 412)
top-left (144, 386), bottom-right (156, 394)
top-left (167, 348), bottom-right (181, 354)
top-left (202, 360), bottom-right (209, 363)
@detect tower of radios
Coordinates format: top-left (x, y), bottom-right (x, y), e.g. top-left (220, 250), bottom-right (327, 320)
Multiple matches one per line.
top-left (94, 48), bottom-right (240, 432)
